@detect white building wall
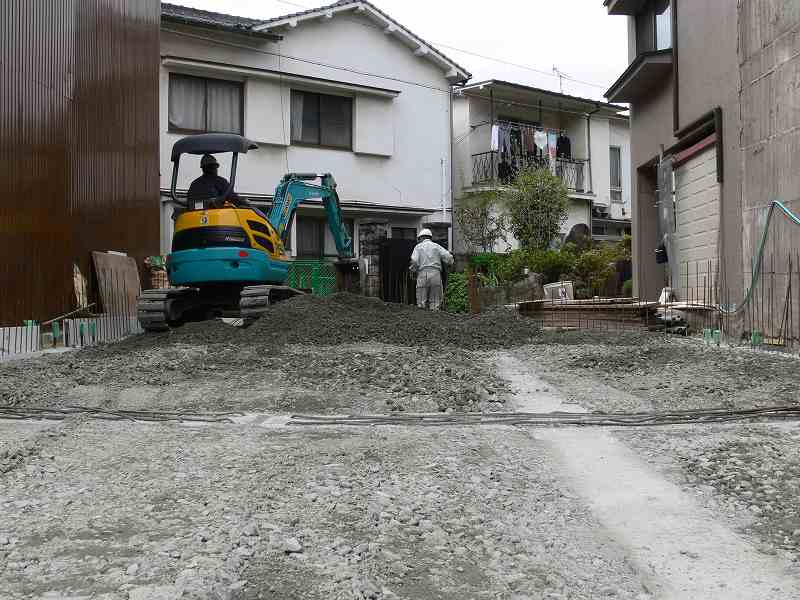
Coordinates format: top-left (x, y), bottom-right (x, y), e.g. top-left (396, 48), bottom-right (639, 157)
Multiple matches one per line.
top-left (159, 16), bottom-right (456, 251)
top-left (610, 119), bottom-right (632, 220)
top-left (589, 116), bottom-right (612, 208)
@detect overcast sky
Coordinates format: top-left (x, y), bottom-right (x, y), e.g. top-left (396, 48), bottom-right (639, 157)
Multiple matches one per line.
top-left (171, 0), bottom-right (629, 101)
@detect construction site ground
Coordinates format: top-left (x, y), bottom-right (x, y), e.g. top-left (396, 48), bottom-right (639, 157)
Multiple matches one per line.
top-left (1, 294), bottom-right (799, 600)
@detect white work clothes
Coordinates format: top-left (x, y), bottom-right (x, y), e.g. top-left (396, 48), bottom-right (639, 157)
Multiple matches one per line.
top-left (410, 239), bottom-right (454, 274)
top-left (416, 270), bottom-right (443, 310)
top-left (410, 239), bottom-right (453, 311)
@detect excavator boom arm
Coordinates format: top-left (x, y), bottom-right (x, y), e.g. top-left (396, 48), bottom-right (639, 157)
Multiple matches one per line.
top-left (267, 173), bottom-right (354, 258)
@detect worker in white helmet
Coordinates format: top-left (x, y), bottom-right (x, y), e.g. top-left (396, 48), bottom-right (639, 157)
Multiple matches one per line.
top-left (410, 228), bottom-right (454, 310)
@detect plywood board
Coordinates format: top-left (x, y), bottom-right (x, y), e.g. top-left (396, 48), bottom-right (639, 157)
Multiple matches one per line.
top-left (91, 252), bottom-right (141, 316)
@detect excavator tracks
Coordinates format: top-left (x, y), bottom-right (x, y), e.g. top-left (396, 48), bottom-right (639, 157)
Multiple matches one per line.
top-left (239, 285), bottom-right (303, 324)
top-left (136, 288), bottom-right (197, 332)
top-left (137, 286), bottom-right (304, 332)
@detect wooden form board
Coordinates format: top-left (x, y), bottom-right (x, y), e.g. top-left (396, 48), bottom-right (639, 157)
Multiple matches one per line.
top-left (91, 252), bottom-right (141, 316)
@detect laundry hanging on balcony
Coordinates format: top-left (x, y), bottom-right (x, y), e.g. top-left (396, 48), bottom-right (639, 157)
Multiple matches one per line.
top-left (534, 130), bottom-right (548, 152)
top-left (557, 134), bottom-right (572, 159)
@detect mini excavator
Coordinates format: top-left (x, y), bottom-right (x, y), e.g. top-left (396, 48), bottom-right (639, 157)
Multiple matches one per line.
top-left (137, 133), bottom-right (357, 332)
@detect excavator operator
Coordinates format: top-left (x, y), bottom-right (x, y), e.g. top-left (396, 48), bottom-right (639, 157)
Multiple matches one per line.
top-left (187, 154), bottom-right (242, 208)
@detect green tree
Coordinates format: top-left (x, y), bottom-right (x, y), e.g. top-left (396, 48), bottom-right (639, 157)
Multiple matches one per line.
top-left (454, 191), bottom-right (509, 253)
top-left (502, 167), bottom-right (569, 251)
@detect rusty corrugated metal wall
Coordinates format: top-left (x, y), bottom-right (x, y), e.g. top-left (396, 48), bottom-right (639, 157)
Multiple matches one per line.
top-left (0, 0), bottom-right (160, 325)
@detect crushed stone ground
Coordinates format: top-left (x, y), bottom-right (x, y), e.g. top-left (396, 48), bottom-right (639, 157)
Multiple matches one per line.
top-left (619, 424), bottom-right (800, 565)
top-left (2, 300), bottom-right (800, 598)
top-left (522, 330), bottom-right (800, 412)
top-left (0, 422), bottom-right (649, 600)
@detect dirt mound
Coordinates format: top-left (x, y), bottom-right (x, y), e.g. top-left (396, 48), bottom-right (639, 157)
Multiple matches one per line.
top-left (149, 293), bottom-right (541, 350)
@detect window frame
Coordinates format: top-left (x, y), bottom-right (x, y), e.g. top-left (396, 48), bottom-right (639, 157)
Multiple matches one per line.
top-left (290, 89), bottom-right (354, 151)
top-left (635, 0), bottom-right (672, 55)
top-left (609, 145), bottom-right (623, 192)
top-left (168, 73), bottom-right (244, 136)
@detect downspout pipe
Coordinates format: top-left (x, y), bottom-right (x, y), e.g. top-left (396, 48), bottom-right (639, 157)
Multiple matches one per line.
top-left (586, 106), bottom-right (602, 195)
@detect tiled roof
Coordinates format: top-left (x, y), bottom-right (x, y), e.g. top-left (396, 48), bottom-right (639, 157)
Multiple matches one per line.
top-left (161, 1), bottom-right (470, 81)
top-left (161, 3), bottom-right (281, 39)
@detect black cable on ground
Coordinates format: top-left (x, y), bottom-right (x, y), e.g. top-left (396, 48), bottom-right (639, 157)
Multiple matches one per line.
top-left (1, 405), bottom-right (799, 428)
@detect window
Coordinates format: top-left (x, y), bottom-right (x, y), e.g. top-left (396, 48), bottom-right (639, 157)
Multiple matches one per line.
top-left (593, 225), bottom-right (607, 237)
top-left (168, 73), bottom-right (243, 134)
top-left (296, 216), bottom-right (354, 257)
top-left (655, 0), bottom-right (672, 50)
top-left (291, 90), bottom-right (353, 149)
top-left (635, 0), bottom-right (672, 54)
top-left (610, 146), bottom-right (622, 189)
top-left (391, 227), bottom-right (417, 240)
top-left (297, 217), bottom-right (325, 258)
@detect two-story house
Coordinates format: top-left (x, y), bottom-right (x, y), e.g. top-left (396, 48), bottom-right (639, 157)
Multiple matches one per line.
top-left (452, 80), bottom-right (631, 255)
top-left (604, 0), bottom-right (759, 305)
top-left (159, 1), bottom-right (470, 293)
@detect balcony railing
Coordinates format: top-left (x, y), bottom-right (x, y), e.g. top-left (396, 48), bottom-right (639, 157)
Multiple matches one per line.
top-left (472, 151), bottom-right (590, 193)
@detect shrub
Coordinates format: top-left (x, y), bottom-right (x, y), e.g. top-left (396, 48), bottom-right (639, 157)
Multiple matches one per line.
top-left (622, 278), bottom-right (633, 297)
top-left (571, 247), bottom-right (617, 298)
top-left (527, 248), bottom-right (577, 284)
top-left (454, 191), bottom-right (509, 253)
top-left (502, 167), bottom-right (569, 250)
top-left (444, 272), bottom-right (469, 313)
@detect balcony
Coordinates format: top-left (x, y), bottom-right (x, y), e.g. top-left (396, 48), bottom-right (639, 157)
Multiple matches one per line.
top-left (472, 151), bottom-right (591, 194)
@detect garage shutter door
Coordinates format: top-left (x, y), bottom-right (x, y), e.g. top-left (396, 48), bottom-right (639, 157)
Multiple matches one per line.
top-left (674, 146), bottom-right (719, 303)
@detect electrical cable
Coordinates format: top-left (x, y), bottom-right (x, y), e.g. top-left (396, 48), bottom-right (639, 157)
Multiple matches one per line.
top-left (3, 404), bottom-right (798, 427)
top-left (162, 28), bottom-right (453, 95)
top-left (264, 0), bottom-right (611, 92)
top-left (288, 405), bottom-right (800, 427)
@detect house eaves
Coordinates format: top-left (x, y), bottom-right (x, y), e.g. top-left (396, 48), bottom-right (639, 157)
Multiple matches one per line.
top-left (457, 79), bottom-right (628, 117)
top-left (161, 3), bottom-right (283, 41)
top-left (603, 0), bottom-right (648, 16)
top-left (605, 49), bottom-right (673, 103)
top-left (251, 0), bottom-right (471, 83)
top-left (162, 56), bottom-right (401, 98)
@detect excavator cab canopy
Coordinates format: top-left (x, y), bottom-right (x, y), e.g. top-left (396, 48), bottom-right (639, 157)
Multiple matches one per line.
top-left (169, 133), bottom-right (258, 208)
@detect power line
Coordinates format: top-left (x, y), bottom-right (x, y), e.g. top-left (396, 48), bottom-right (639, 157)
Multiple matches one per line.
top-left (432, 43), bottom-right (609, 90)
top-left (162, 28), bottom-right (453, 94)
top-left (264, 0), bottom-right (611, 91)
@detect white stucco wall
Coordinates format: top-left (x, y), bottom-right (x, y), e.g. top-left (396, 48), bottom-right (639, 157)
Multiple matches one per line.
top-left (159, 16), bottom-right (454, 220)
top-left (610, 119), bottom-right (632, 220)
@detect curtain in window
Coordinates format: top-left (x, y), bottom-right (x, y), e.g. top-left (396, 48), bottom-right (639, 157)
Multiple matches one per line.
top-left (297, 217), bottom-right (324, 257)
top-left (207, 79), bottom-right (242, 134)
top-left (291, 91), bottom-right (320, 144)
top-left (168, 75), bottom-right (205, 131)
top-left (320, 95), bottom-right (352, 148)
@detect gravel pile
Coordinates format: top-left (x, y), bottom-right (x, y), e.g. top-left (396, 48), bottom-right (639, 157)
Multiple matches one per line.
top-left (0, 293), bottom-right (534, 413)
top-left (136, 293), bottom-right (541, 351)
top-left (278, 344), bottom-right (509, 414)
